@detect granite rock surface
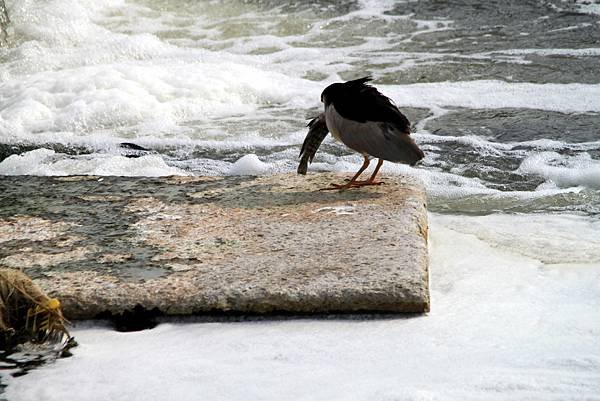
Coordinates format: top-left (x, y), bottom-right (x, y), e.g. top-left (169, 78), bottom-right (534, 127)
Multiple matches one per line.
top-left (0, 173), bottom-right (429, 318)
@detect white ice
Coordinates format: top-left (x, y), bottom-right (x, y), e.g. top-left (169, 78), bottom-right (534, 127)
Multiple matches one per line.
top-left (4, 213), bottom-right (600, 401)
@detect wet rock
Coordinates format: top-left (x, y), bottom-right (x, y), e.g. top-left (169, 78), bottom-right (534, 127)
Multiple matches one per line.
top-left (0, 173), bottom-right (429, 318)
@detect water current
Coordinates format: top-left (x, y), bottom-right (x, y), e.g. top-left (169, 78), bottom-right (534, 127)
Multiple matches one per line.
top-left (0, 0), bottom-right (599, 215)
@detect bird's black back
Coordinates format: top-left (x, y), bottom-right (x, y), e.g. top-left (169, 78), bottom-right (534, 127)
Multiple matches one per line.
top-left (321, 77), bottom-right (411, 134)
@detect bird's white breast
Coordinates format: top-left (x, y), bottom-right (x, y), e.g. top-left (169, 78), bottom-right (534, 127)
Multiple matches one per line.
top-left (324, 104), bottom-right (345, 142)
top-left (324, 103), bottom-right (379, 156)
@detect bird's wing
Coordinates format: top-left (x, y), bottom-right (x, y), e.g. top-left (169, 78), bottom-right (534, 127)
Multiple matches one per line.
top-left (330, 106), bottom-right (424, 166)
top-left (298, 113), bottom-right (329, 175)
top-left (335, 78), bottom-right (411, 134)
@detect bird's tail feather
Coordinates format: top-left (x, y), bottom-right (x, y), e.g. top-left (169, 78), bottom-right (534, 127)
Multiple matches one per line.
top-left (297, 158), bottom-right (309, 175)
top-left (297, 114), bottom-right (329, 175)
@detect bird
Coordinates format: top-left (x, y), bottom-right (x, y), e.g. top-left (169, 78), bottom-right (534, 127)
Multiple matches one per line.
top-left (298, 77), bottom-right (424, 190)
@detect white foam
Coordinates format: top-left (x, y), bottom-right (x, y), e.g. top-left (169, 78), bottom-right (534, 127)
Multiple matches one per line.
top-left (574, 1), bottom-right (600, 16)
top-left (227, 154), bottom-right (268, 176)
top-left (5, 213), bottom-right (600, 401)
top-left (479, 47), bottom-right (600, 57)
top-left (0, 149), bottom-right (188, 176)
top-left (518, 151), bottom-right (600, 189)
top-left (8, 77), bottom-right (591, 148)
top-left (0, 148), bottom-right (57, 175)
top-left (514, 138), bottom-right (600, 152)
top-left (2, 0), bottom-right (599, 157)
top-left (7, 0), bottom-right (123, 46)
top-left (1, 0), bottom-right (317, 145)
top-left (417, 132), bottom-right (511, 154)
top-left (0, 60), bottom-right (312, 140)
top-left (385, 81), bottom-right (600, 113)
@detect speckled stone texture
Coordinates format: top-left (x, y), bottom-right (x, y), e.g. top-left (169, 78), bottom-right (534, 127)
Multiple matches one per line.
top-left (0, 174), bottom-right (429, 318)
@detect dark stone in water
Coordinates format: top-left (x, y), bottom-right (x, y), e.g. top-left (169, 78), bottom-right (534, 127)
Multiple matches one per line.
top-left (118, 142), bottom-right (152, 158)
top-left (119, 143), bottom-right (149, 151)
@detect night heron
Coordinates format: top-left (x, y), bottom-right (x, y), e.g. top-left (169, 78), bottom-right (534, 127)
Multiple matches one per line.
top-left (298, 77), bottom-right (424, 190)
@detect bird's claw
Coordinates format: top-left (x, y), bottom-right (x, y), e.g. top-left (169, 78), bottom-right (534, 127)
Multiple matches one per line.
top-left (319, 180), bottom-right (385, 191)
top-left (319, 184), bottom-right (348, 191)
top-left (346, 179), bottom-right (385, 186)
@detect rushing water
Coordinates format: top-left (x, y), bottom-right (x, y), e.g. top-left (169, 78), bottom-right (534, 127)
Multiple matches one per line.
top-left (1, 1), bottom-right (600, 400)
top-left (0, 0), bottom-right (599, 216)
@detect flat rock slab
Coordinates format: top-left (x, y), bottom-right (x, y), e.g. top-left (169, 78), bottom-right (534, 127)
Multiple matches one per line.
top-left (0, 174), bottom-right (429, 318)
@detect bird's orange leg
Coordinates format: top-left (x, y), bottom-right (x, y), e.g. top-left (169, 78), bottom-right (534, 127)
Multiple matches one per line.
top-left (352, 158), bottom-right (385, 186)
top-left (320, 156), bottom-right (370, 191)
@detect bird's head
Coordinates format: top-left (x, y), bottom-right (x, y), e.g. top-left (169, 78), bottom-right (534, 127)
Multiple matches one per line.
top-left (320, 77), bottom-right (372, 107)
top-left (320, 83), bottom-right (344, 107)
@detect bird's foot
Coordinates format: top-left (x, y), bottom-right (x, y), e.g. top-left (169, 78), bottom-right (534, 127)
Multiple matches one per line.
top-left (344, 178), bottom-right (385, 186)
top-left (319, 183), bottom-right (351, 191)
top-left (319, 180), bottom-right (384, 191)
